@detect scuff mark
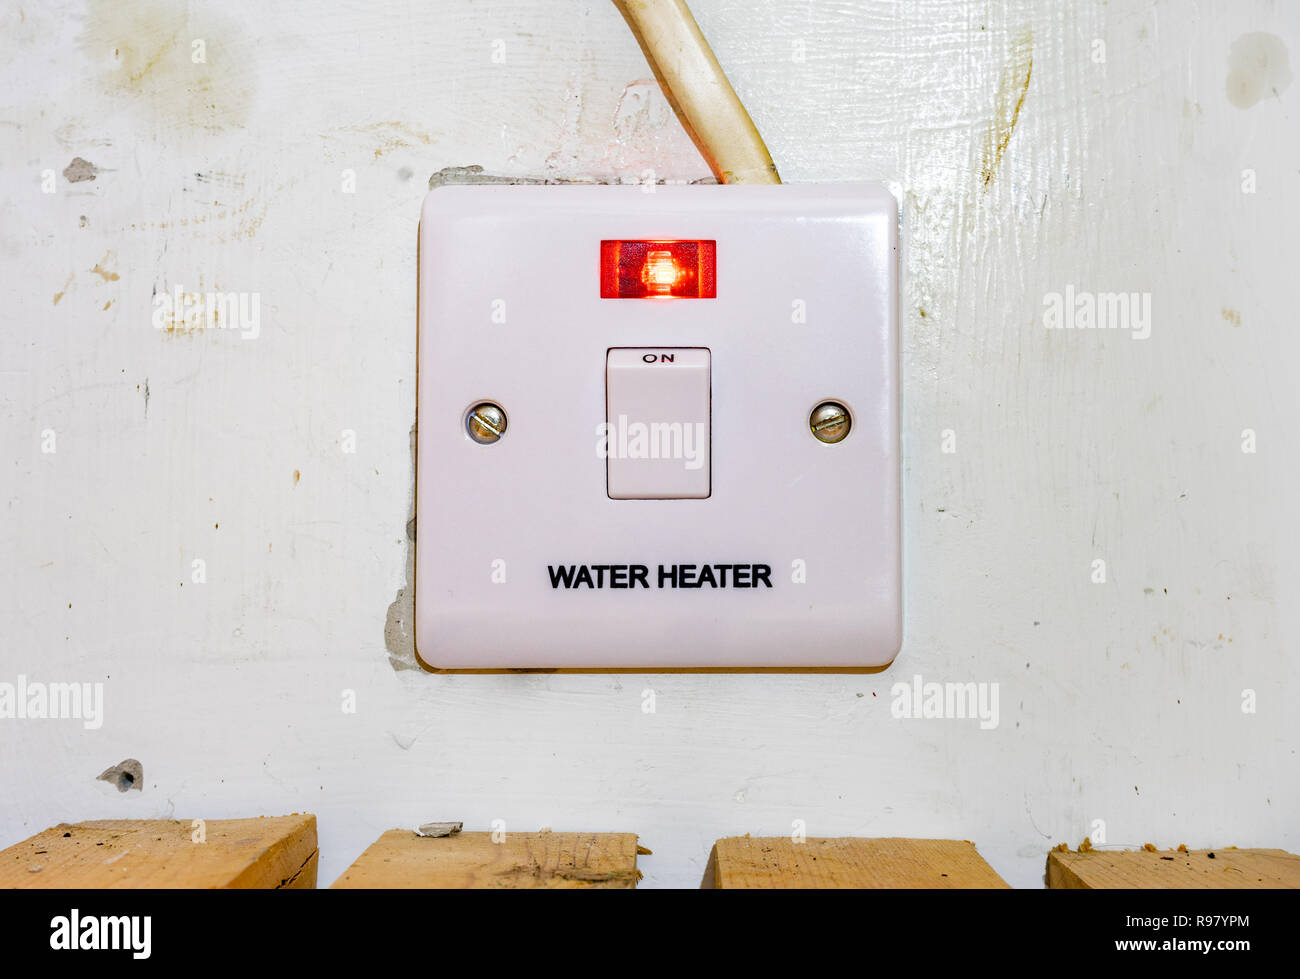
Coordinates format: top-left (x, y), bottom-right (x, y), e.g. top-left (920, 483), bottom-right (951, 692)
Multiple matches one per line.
top-left (192, 170), bottom-right (245, 188)
top-left (497, 862), bottom-right (640, 887)
top-left (342, 121), bottom-right (438, 159)
top-left (981, 28), bottom-right (1034, 188)
top-left (97, 758), bottom-right (143, 792)
top-left (142, 378), bottom-right (149, 417)
top-left (62, 157), bottom-right (100, 183)
top-left (54, 122), bottom-right (113, 151)
top-left (125, 194), bottom-right (268, 240)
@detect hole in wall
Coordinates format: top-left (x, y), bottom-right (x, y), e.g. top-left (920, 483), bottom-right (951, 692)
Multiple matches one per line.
top-left (97, 758), bottom-right (143, 793)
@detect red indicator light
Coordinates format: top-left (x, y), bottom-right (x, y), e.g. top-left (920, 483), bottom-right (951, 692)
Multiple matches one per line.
top-left (642, 250), bottom-right (680, 294)
top-left (600, 240), bottom-right (716, 298)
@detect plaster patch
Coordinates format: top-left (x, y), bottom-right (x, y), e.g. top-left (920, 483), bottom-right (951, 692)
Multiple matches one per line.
top-left (384, 424), bottom-right (420, 671)
top-left (62, 157), bottom-right (100, 183)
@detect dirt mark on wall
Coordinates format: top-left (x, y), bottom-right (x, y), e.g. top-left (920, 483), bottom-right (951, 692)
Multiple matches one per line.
top-left (981, 28), bottom-right (1034, 188)
top-left (81, 0), bottom-right (257, 132)
top-left (1225, 33), bottom-right (1292, 108)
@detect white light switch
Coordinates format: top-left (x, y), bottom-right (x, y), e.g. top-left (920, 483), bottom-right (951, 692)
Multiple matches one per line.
top-left (416, 183), bottom-right (900, 670)
top-left (606, 348), bottom-right (710, 500)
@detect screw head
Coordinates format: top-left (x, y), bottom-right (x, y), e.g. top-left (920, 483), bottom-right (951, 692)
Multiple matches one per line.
top-left (809, 401), bottom-right (851, 443)
top-left (466, 402), bottom-right (507, 444)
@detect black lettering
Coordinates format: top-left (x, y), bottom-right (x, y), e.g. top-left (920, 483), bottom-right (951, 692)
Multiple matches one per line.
top-left (552, 561), bottom-right (771, 590)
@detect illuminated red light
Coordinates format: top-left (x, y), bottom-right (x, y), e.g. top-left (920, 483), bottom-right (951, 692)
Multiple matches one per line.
top-left (600, 240), bottom-right (716, 298)
top-left (641, 250), bottom-right (680, 294)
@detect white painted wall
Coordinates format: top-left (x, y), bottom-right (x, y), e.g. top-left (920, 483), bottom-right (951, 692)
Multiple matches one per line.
top-left (2, 0), bottom-right (1297, 888)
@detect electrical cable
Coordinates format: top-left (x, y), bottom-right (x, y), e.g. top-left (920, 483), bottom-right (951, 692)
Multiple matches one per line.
top-left (614, 0), bottom-right (781, 185)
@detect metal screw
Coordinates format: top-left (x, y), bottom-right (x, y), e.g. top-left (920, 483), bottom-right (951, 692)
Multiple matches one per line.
top-left (809, 401), bottom-right (851, 443)
top-left (466, 402), bottom-right (507, 444)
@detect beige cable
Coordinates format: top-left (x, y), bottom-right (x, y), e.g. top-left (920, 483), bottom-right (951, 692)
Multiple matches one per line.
top-left (614, 0), bottom-right (781, 184)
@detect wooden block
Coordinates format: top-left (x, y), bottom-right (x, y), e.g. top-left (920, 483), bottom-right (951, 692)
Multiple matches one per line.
top-left (1047, 847), bottom-right (1300, 889)
top-left (331, 830), bottom-right (641, 888)
top-left (0, 814), bottom-right (318, 889)
top-left (701, 836), bottom-right (1010, 888)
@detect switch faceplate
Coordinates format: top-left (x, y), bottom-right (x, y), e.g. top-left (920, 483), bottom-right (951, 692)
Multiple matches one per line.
top-left (416, 183), bottom-right (900, 669)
